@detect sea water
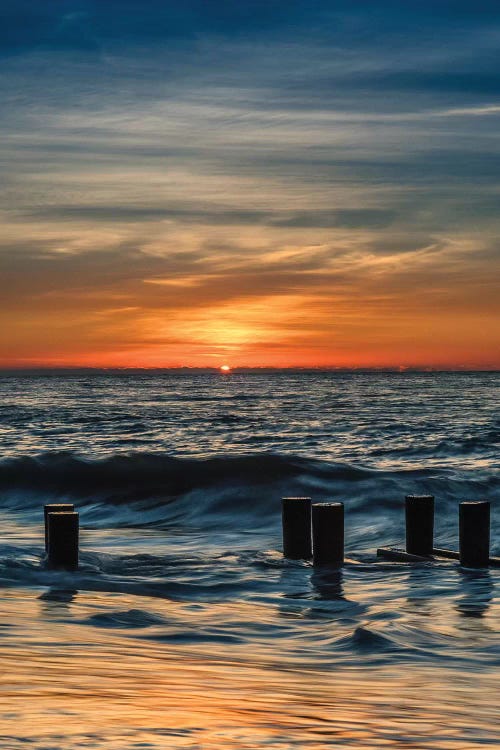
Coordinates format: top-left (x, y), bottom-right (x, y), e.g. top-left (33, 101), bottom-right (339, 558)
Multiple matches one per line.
top-left (0, 370), bottom-right (498, 749)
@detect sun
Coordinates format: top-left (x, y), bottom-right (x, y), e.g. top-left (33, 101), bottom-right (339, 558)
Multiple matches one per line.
top-left (220, 365), bottom-right (231, 372)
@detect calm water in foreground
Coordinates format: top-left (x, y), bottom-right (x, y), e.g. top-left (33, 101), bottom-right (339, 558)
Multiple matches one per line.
top-left (0, 370), bottom-right (498, 749)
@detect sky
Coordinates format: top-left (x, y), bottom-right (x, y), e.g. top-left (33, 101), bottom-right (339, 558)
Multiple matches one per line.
top-left (1, 1), bottom-right (499, 369)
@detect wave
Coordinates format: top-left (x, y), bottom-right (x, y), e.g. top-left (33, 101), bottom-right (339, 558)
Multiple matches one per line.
top-left (0, 451), bottom-right (309, 496)
top-left (0, 451), bottom-right (497, 534)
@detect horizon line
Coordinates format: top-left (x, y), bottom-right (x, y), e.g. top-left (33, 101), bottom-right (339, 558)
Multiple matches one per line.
top-left (0, 366), bottom-right (498, 374)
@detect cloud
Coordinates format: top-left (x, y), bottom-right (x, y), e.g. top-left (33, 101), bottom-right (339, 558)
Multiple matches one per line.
top-left (0, 2), bottom-right (499, 367)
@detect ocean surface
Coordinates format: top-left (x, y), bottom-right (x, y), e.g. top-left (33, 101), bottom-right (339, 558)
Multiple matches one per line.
top-left (0, 370), bottom-right (498, 749)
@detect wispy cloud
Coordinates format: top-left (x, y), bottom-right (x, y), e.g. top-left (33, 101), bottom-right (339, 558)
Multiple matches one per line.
top-left (0, 2), bottom-right (499, 367)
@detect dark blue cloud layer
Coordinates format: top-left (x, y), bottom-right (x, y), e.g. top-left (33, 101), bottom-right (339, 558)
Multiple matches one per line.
top-left (2, 1), bottom-right (500, 54)
top-left (3, 1), bottom-right (500, 120)
top-left (1, 1), bottom-right (499, 342)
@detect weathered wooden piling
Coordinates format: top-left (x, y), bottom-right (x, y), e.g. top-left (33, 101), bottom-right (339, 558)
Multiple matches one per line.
top-left (459, 501), bottom-right (490, 568)
top-left (282, 497), bottom-right (312, 559)
top-left (405, 495), bottom-right (434, 556)
top-left (47, 511), bottom-right (79, 571)
top-left (312, 502), bottom-right (344, 567)
top-left (44, 503), bottom-right (74, 551)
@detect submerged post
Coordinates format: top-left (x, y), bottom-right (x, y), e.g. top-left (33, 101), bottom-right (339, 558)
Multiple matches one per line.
top-left (459, 501), bottom-right (490, 568)
top-left (405, 495), bottom-right (434, 556)
top-left (312, 502), bottom-right (344, 567)
top-left (282, 497), bottom-right (312, 559)
top-left (44, 503), bottom-right (74, 551)
top-left (47, 512), bottom-right (79, 571)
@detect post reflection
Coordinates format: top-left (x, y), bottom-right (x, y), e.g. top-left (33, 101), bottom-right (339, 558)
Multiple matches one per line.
top-left (276, 563), bottom-right (313, 619)
top-left (455, 569), bottom-right (493, 619)
top-left (39, 588), bottom-right (78, 614)
top-left (276, 565), bottom-right (346, 621)
top-left (404, 566), bottom-right (435, 618)
top-left (310, 568), bottom-right (345, 601)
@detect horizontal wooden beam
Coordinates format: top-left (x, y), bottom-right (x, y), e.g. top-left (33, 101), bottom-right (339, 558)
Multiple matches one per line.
top-left (376, 547), bottom-right (432, 563)
top-left (378, 546), bottom-right (500, 567)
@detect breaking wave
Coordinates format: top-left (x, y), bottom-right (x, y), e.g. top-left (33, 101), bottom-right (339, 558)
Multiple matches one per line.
top-left (0, 451), bottom-right (497, 540)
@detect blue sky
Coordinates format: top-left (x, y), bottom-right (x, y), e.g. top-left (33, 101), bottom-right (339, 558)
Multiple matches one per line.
top-left (1, 1), bottom-right (499, 367)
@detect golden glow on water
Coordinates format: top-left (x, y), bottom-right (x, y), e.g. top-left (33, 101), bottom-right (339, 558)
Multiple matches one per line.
top-left (0, 582), bottom-right (498, 749)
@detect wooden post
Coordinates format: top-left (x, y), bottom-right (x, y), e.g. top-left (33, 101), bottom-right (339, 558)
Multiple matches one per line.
top-left (281, 497), bottom-right (312, 559)
top-left (312, 502), bottom-right (344, 567)
top-left (405, 495), bottom-right (434, 556)
top-left (44, 503), bottom-right (74, 551)
top-left (47, 512), bottom-right (79, 571)
top-left (459, 501), bottom-right (490, 568)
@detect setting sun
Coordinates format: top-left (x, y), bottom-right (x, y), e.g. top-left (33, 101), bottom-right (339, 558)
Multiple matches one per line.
top-left (220, 365), bottom-right (231, 372)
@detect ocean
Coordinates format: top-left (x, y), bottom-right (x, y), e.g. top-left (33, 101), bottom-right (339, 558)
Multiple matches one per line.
top-left (0, 370), bottom-right (498, 749)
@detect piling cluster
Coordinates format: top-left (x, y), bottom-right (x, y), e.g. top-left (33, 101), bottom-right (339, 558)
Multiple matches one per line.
top-left (379, 495), bottom-right (493, 568)
top-left (38, 494), bottom-right (496, 574)
top-left (282, 497), bottom-right (344, 566)
top-left (283, 495), bottom-right (497, 569)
